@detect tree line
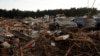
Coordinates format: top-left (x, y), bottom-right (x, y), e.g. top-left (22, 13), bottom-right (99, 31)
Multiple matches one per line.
top-left (0, 7), bottom-right (98, 18)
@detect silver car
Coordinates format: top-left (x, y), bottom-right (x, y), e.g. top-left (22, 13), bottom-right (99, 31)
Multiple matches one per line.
top-left (49, 17), bottom-right (77, 30)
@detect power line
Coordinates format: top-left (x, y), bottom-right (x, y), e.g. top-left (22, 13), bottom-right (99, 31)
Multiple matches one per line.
top-left (87, 0), bottom-right (97, 18)
top-left (91, 0), bottom-right (96, 8)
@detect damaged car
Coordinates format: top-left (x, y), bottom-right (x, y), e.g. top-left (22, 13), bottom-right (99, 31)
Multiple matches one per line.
top-left (49, 17), bottom-right (78, 30)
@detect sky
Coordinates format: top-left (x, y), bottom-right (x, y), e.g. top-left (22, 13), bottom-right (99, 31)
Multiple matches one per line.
top-left (0, 0), bottom-right (100, 11)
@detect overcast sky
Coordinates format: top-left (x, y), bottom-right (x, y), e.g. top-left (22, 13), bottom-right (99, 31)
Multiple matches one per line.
top-left (0, 0), bottom-right (100, 11)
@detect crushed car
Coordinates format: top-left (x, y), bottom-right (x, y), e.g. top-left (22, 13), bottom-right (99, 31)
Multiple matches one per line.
top-left (49, 17), bottom-right (78, 30)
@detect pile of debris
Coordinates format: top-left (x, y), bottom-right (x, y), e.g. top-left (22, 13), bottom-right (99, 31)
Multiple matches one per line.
top-left (24, 28), bottom-right (100, 56)
top-left (0, 18), bottom-right (100, 56)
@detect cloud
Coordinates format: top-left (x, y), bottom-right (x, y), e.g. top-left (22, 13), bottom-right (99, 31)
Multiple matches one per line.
top-left (0, 0), bottom-right (100, 11)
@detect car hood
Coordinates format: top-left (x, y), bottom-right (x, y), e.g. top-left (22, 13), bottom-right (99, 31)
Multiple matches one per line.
top-left (56, 20), bottom-right (77, 27)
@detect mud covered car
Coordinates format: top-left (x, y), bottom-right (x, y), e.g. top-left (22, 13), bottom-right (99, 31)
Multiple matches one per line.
top-left (73, 18), bottom-right (97, 30)
top-left (49, 17), bottom-right (77, 30)
top-left (73, 18), bottom-right (87, 27)
top-left (95, 18), bottom-right (100, 30)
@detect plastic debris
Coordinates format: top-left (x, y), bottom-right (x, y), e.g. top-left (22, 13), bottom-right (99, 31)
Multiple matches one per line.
top-left (51, 41), bottom-right (55, 46)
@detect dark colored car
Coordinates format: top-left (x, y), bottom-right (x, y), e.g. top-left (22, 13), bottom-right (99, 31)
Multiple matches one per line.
top-left (73, 18), bottom-right (96, 29)
top-left (95, 18), bottom-right (100, 30)
top-left (73, 18), bottom-right (87, 27)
